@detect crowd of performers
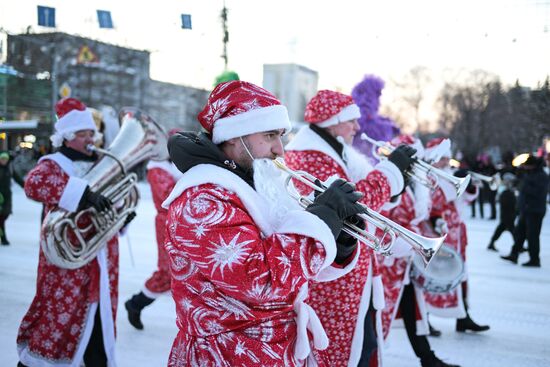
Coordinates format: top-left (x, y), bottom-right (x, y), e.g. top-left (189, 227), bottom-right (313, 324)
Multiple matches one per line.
top-left (21, 78), bottom-right (542, 367)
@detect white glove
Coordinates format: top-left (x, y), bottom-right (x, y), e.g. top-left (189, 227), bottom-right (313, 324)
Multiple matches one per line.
top-left (434, 218), bottom-right (448, 235)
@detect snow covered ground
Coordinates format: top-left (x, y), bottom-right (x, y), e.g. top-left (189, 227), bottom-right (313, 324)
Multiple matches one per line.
top-left (1, 182), bottom-right (549, 366)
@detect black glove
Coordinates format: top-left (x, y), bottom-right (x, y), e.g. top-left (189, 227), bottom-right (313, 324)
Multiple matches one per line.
top-left (122, 211), bottom-right (136, 228)
top-left (79, 187), bottom-right (113, 212)
top-left (388, 145), bottom-right (416, 175)
top-left (306, 179), bottom-right (364, 238)
top-left (334, 214), bottom-right (365, 265)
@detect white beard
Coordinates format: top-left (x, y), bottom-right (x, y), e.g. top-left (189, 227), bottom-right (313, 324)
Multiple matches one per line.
top-left (337, 136), bottom-right (373, 182)
top-left (253, 159), bottom-right (301, 226)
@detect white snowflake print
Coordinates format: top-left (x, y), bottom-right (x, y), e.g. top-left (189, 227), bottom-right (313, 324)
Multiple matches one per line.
top-left (57, 312), bottom-right (70, 325)
top-left (235, 340), bottom-right (248, 356)
top-left (46, 174), bottom-right (64, 186)
top-left (205, 294), bottom-right (253, 320)
top-left (207, 233), bottom-right (253, 277)
top-left (192, 224), bottom-right (208, 238)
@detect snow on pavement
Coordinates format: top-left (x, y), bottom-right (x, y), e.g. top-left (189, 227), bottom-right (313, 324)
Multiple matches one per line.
top-left (1, 183), bottom-right (549, 366)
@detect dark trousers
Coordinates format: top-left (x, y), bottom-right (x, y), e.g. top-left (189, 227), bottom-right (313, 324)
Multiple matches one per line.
top-left (357, 305), bottom-right (378, 367)
top-left (512, 212), bottom-right (545, 263)
top-left (489, 221), bottom-right (515, 244)
top-left (84, 308), bottom-right (108, 366)
top-left (400, 284), bottom-right (432, 359)
top-left (18, 309), bottom-right (107, 367)
top-left (486, 190), bottom-right (497, 219)
top-left (470, 198), bottom-right (483, 218)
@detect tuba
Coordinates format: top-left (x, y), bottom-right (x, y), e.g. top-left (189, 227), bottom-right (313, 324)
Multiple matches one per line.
top-left (42, 108), bottom-right (168, 269)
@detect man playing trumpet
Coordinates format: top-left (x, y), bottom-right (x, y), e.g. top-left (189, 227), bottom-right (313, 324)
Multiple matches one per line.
top-left (285, 90), bottom-right (415, 367)
top-left (421, 138), bottom-right (489, 333)
top-left (376, 135), bottom-right (459, 367)
top-left (163, 81), bottom-right (365, 366)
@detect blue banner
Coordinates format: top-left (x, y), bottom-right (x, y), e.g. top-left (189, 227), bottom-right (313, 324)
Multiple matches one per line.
top-left (181, 14), bottom-right (192, 29)
top-left (97, 10), bottom-right (114, 29)
top-left (37, 6), bottom-right (55, 28)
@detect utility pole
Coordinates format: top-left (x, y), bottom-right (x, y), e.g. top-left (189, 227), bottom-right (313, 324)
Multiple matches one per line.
top-left (220, 1), bottom-right (229, 70)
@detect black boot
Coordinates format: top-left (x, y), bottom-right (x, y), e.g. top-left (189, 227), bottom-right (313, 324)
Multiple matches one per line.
top-left (500, 252), bottom-right (518, 264)
top-left (522, 260), bottom-right (541, 268)
top-left (1, 227), bottom-right (9, 245)
top-left (420, 353), bottom-right (460, 367)
top-left (456, 315), bottom-right (490, 332)
top-left (487, 243), bottom-right (497, 252)
top-left (124, 292), bottom-right (154, 330)
top-left (428, 322), bottom-right (441, 337)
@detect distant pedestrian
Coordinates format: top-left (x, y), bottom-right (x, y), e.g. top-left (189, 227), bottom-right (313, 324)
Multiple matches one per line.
top-left (0, 151), bottom-right (24, 245)
top-left (501, 156), bottom-right (549, 267)
top-left (487, 173), bottom-right (517, 251)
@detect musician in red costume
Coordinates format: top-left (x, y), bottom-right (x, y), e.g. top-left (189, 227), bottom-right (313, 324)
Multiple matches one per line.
top-left (17, 98), bottom-right (119, 367)
top-left (162, 81), bottom-right (365, 366)
top-left (378, 135), bottom-right (459, 367)
top-left (285, 90), bottom-right (416, 367)
top-left (421, 137), bottom-right (489, 333)
top-left (124, 130), bottom-right (183, 330)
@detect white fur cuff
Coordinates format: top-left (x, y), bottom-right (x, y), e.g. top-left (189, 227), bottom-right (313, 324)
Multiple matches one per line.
top-left (58, 176), bottom-right (88, 212)
top-left (375, 160), bottom-right (404, 196)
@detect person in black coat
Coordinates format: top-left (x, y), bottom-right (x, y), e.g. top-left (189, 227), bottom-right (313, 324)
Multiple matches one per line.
top-left (487, 173), bottom-right (517, 251)
top-left (0, 151), bottom-right (24, 245)
top-left (501, 156), bottom-right (549, 267)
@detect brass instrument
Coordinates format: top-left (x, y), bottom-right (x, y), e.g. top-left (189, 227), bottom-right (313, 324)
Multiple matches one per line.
top-left (360, 133), bottom-right (471, 197)
top-left (469, 171), bottom-right (501, 191)
top-left (42, 108), bottom-right (168, 269)
top-left (273, 159), bottom-right (446, 267)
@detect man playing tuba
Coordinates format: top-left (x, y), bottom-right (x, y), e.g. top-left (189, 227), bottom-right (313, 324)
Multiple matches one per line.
top-left (17, 98), bottom-right (119, 367)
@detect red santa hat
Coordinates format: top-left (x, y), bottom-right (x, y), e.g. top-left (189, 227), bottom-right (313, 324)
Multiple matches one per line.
top-left (304, 90), bottom-right (360, 127)
top-left (197, 81), bottom-right (290, 144)
top-left (424, 137), bottom-right (452, 162)
top-left (390, 134), bottom-right (425, 159)
top-left (50, 98), bottom-right (97, 148)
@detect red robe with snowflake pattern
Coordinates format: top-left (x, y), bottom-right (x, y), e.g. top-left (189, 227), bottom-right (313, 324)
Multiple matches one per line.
top-left (17, 154), bottom-right (119, 367)
top-left (142, 161), bottom-right (181, 296)
top-left (377, 189), bottom-right (429, 340)
top-left (161, 164), bottom-right (351, 367)
top-left (420, 180), bottom-right (477, 318)
top-left (285, 126), bottom-right (403, 367)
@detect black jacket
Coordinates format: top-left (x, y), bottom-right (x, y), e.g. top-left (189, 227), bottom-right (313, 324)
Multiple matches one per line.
top-left (498, 189), bottom-right (517, 224)
top-left (517, 168), bottom-right (549, 215)
top-left (167, 132), bottom-right (255, 188)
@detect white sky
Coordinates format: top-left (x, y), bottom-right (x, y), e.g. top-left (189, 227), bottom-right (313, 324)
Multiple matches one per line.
top-left (1, 0), bottom-right (549, 93)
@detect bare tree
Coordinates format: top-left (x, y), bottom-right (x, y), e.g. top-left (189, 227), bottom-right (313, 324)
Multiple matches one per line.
top-left (387, 66), bottom-right (433, 132)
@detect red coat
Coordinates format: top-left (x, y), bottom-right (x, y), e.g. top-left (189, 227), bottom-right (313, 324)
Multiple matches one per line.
top-left (143, 161), bottom-right (181, 296)
top-left (17, 153), bottom-right (119, 367)
top-left (421, 179), bottom-right (476, 318)
top-left (378, 189), bottom-right (429, 340)
top-left (162, 164), bottom-right (349, 367)
top-left (285, 126), bottom-right (402, 367)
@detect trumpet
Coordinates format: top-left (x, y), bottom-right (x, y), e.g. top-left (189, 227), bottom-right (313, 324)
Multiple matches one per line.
top-left (469, 172), bottom-right (501, 191)
top-left (360, 133), bottom-right (471, 197)
top-left (273, 159), bottom-right (446, 267)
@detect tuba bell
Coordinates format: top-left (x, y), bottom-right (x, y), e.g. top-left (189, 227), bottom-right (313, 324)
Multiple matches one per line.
top-left (42, 108), bottom-right (168, 269)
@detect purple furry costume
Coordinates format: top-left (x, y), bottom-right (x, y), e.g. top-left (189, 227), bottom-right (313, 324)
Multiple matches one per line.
top-left (352, 75), bottom-right (400, 164)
